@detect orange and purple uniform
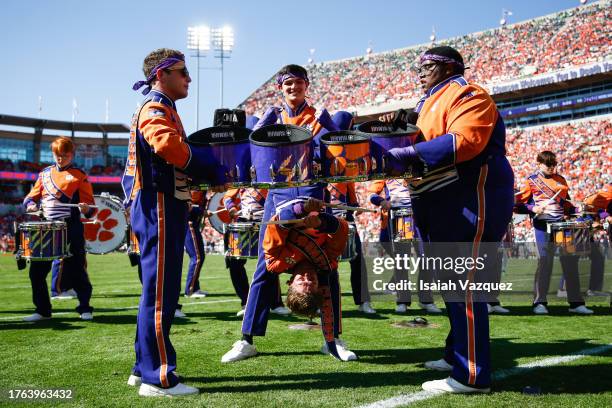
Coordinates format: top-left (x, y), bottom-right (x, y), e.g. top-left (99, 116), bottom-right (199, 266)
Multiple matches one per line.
top-left (585, 184), bottom-right (612, 213)
top-left (406, 75), bottom-right (514, 389)
top-left (184, 190), bottom-right (208, 296)
top-left (22, 163), bottom-right (95, 319)
top-left (515, 172), bottom-right (574, 221)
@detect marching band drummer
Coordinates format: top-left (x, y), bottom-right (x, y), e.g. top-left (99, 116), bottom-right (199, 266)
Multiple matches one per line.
top-left (368, 179), bottom-right (441, 314)
top-left (223, 187), bottom-right (291, 317)
top-left (22, 136), bottom-right (96, 322)
top-left (515, 150), bottom-right (593, 315)
top-left (124, 48), bottom-right (226, 397)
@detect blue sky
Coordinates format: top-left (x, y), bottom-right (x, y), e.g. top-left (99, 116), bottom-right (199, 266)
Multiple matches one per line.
top-left (0, 0), bottom-right (588, 135)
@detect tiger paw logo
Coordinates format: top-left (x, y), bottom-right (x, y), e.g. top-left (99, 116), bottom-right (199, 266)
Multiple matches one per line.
top-left (83, 208), bottom-right (119, 242)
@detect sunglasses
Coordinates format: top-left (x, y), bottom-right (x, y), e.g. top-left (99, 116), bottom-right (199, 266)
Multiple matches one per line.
top-left (416, 62), bottom-right (439, 75)
top-left (164, 66), bottom-right (190, 78)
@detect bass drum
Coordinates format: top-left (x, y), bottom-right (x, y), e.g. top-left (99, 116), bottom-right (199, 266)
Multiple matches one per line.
top-left (83, 193), bottom-right (127, 254)
top-left (206, 192), bottom-right (231, 234)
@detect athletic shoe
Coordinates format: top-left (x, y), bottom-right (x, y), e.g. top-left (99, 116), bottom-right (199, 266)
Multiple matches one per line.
top-left (127, 375), bottom-right (142, 387)
top-left (422, 377), bottom-right (490, 394)
top-left (419, 302), bottom-right (442, 313)
top-left (80, 312), bottom-right (93, 321)
top-left (357, 302), bottom-right (376, 314)
top-left (320, 339), bottom-right (358, 361)
top-left (174, 309), bottom-right (187, 318)
top-left (52, 290), bottom-right (76, 300)
top-left (489, 305), bottom-right (510, 314)
top-left (586, 290), bottom-right (608, 297)
top-left (557, 289), bottom-right (567, 298)
top-left (138, 382), bottom-right (198, 397)
top-left (569, 305), bottom-right (594, 315)
top-left (23, 313), bottom-right (51, 322)
top-left (186, 290), bottom-right (208, 298)
top-left (395, 304), bottom-right (408, 313)
top-left (424, 358), bottom-right (453, 371)
top-left (129, 372), bottom-right (181, 387)
top-left (65, 289), bottom-right (77, 297)
top-left (533, 304), bottom-right (549, 315)
top-left (221, 340), bottom-right (258, 363)
top-left (236, 307), bottom-right (246, 317)
top-left (270, 306), bottom-right (291, 316)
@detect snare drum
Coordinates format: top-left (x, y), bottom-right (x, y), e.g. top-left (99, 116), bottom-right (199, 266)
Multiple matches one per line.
top-left (549, 221), bottom-right (591, 256)
top-left (320, 131), bottom-right (371, 182)
top-left (357, 120), bottom-right (421, 180)
top-left (224, 222), bottom-right (260, 259)
top-left (390, 207), bottom-right (416, 242)
top-left (340, 222), bottom-right (357, 262)
top-left (187, 125), bottom-right (252, 188)
top-left (17, 221), bottom-right (67, 261)
top-left (249, 124), bottom-right (314, 188)
top-left (84, 194), bottom-right (127, 254)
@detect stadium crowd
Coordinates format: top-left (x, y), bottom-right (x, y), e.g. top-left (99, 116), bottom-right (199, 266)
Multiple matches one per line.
top-left (240, 1), bottom-right (609, 114)
top-left (0, 159), bottom-right (125, 176)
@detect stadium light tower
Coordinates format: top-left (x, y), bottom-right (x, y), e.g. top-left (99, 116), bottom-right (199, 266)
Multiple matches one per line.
top-left (211, 26), bottom-right (234, 108)
top-left (187, 25), bottom-right (211, 130)
top-left (308, 48), bottom-right (316, 65)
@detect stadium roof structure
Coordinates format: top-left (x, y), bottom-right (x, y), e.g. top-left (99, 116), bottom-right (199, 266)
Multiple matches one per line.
top-left (0, 114), bottom-right (129, 133)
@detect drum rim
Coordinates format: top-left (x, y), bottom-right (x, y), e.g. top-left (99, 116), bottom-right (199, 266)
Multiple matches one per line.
top-left (357, 120), bottom-right (420, 136)
top-left (19, 221), bottom-right (67, 228)
top-left (319, 130), bottom-right (370, 145)
top-left (249, 124), bottom-right (313, 147)
top-left (226, 222), bottom-right (261, 230)
top-left (187, 125), bottom-right (251, 146)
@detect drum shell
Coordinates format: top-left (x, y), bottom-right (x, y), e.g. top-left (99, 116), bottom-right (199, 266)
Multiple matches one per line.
top-left (549, 221), bottom-right (591, 256)
top-left (18, 221), bottom-right (67, 261)
top-left (249, 124), bottom-right (314, 188)
top-left (224, 222), bottom-right (260, 259)
top-left (357, 121), bottom-right (420, 180)
top-left (320, 131), bottom-right (371, 182)
top-left (188, 126), bottom-right (252, 188)
top-left (390, 207), bottom-right (416, 242)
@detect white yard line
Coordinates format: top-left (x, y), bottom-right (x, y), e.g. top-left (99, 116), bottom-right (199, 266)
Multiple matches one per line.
top-left (357, 343), bottom-right (612, 408)
top-left (0, 298), bottom-right (241, 321)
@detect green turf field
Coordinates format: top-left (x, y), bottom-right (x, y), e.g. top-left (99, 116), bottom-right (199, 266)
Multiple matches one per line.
top-left (0, 253), bottom-right (610, 407)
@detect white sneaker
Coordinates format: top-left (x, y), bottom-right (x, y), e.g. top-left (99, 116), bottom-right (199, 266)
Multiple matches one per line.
top-left (186, 290), bottom-right (208, 298)
top-left (422, 377), bottom-right (490, 394)
top-left (52, 291), bottom-right (76, 300)
top-left (586, 290), bottom-right (608, 297)
top-left (533, 304), bottom-right (549, 315)
top-left (419, 302), bottom-right (442, 313)
top-left (569, 305), bottom-right (594, 315)
top-left (357, 302), bottom-right (376, 314)
top-left (66, 289), bottom-right (78, 297)
top-left (424, 358), bottom-right (453, 371)
top-left (236, 307), bottom-right (246, 317)
top-left (221, 340), bottom-right (258, 363)
top-left (174, 309), bottom-right (187, 318)
top-left (489, 305), bottom-right (510, 314)
top-left (23, 313), bottom-right (51, 322)
top-left (138, 382), bottom-right (198, 397)
top-left (557, 289), bottom-right (567, 298)
top-left (127, 375), bottom-right (142, 387)
top-left (395, 304), bottom-right (408, 313)
top-left (80, 312), bottom-right (93, 321)
top-left (320, 339), bottom-right (358, 361)
top-left (270, 306), bottom-right (291, 316)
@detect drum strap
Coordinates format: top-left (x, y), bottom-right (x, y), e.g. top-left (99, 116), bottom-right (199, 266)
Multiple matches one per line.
top-left (530, 174), bottom-right (561, 203)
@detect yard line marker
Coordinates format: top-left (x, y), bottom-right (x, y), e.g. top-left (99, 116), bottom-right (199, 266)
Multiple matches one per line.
top-left (357, 343), bottom-right (612, 408)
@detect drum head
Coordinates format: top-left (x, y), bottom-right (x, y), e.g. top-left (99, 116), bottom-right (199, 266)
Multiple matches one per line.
top-left (207, 192), bottom-right (231, 234)
top-left (250, 124), bottom-right (313, 146)
top-left (83, 195), bottom-right (127, 254)
top-left (187, 125), bottom-right (251, 146)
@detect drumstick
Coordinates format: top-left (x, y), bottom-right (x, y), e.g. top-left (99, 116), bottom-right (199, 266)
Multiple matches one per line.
top-left (264, 219), bottom-right (304, 225)
top-left (324, 203), bottom-right (377, 213)
top-left (211, 208), bottom-right (226, 214)
top-left (56, 203), bottom-right (99, 208)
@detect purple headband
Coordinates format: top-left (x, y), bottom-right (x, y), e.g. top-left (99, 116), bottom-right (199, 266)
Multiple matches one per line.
top-left (419, 53), bottom-right (464, 68)
top-left (276, 72), bottom-right (309, 86)
top-left (132, 55), bottom-right (185, 95)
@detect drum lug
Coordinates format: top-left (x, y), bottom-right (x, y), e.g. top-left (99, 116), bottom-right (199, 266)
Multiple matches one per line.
top-left (250, 165), bottom-right (256, 181)
top-left (235, 164), bottom-right (241, 179)
top-left (333, 158), bottom-right (339, 176)
top-left (372, 157), bottom-right (377, 171)
top-left (363, 157), bottom-right (369, 174)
